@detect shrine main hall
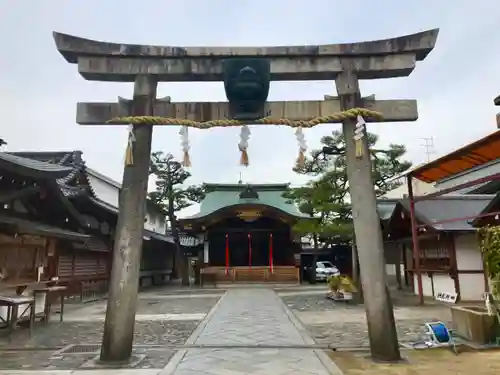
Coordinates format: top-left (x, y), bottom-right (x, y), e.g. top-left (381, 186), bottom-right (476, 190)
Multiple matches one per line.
top-left (179, 183), bottom-right (308, 283)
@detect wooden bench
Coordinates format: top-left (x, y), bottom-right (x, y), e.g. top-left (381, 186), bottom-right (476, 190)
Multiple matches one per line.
top-left (0, 295), bottom-right (36, 337)
top-left (139, 269), bottom-right (172, 287)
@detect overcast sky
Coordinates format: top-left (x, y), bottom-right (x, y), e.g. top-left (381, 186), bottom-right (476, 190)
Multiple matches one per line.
top-left (1, 0), bottom-right (500, 216)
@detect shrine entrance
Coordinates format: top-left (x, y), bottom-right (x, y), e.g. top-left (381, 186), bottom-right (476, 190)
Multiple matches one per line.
top-left (208, 216), bottom-right (294, 268)
top-left (178, 183), bottom-right (306, 283)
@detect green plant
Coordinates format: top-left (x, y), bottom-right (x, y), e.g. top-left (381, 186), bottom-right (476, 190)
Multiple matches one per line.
top-left (339, 276), bottom-right (358, 293)
top-left (328, 275), bottom-right (358, 293)
top-left (328, 275), bottom-right (341, 291)
top-left (282, 130), bottom-right (412, 248)
top-left (478, 226), bottom-right (500, 299)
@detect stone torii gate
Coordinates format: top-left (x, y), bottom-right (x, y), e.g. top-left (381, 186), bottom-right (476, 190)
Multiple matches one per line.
top-left (53, 29), bottom-right (438, 363)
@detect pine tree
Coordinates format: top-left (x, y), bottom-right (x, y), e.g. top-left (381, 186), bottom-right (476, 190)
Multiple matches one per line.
top-left (148, 152), bottom-right (205, 286)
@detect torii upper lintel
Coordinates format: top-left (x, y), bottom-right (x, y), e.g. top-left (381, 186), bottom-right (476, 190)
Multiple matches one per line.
top-left (53, 29), bottom-right (439, 63)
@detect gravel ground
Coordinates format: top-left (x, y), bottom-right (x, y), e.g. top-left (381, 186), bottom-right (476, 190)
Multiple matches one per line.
top-left (281, 291), bottom-right (431, 312)
top-left (136, 297), bottom-right (220, 314)
top-left (0, 347), bottom-right (177, 370)
top-left (0, 320), bottom-right (198, 348)
top-left (281, 292), bottom-right (452, 348)
top-left (149, 288), bottom-right (226, 295)
top-left (0, 287), bottom-right (220, 371)
top-left (282, 294), bottom-right (340, 312)
top-left (308, 320), bottom-right (444, 348)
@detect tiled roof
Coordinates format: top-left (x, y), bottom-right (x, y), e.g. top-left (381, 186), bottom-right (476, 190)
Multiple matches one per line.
top-left (398, 194), bottom-right (494, 231)
top-left (0, 214), bottom-right (91, 241)
top-left (0, 152), bottom-right (73, 179)
top-left (184, 184), bottom-right (308, 220)
top-left (376, 199), bottom-right (398, 221)
top-left (8, 151), bottom-right (90, 198)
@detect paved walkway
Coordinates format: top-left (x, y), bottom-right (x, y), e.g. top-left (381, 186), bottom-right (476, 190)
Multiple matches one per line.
top-left (164, 288), bottom-right (342, 375)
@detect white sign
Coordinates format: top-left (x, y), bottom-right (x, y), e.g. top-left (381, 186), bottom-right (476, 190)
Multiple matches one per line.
top-left (435, 291), bottom-right (458, 304)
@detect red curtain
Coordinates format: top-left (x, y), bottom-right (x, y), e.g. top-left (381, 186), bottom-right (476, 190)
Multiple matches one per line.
top-left (248, 233), bottom-right (252, 269)
top-left (269, 233), bottom-right (274, 273)
top-left (225, 233), bottom-right (229, 275)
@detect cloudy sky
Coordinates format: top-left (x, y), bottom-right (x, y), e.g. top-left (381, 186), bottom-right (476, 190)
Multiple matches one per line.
top-left (1, 0), bottom-right (500, 216)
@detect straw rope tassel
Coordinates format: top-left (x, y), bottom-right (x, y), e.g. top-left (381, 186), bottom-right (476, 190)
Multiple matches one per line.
top-left (353, 115), bottom-right (366, 159)
top-left (239, 146), bottom-right (249, 166)
top-left (238, 125), bottom-right (251, 167)
top-left (179, 126), bottom-right (191, 167)
top-left (295, 127), bottom-right (307, 168)
top-left (125, 125), bottom-right (135, 166)
top-left (183, 150), bottom-right (191, 168)
top-left (355, 140), bottom-right (363, 158)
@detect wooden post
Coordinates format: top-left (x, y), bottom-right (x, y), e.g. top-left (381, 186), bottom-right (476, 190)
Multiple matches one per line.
top-left (448, 233), bottom-right (461, 301)
top-left (394, 244), bottom-right (403, 291)
top-left (335, 70), bottom-right (400, 362)
top-left (196, 247), bottom-right (204, 286)
top-left (100, 75), bottom-right (158, 363)
top-left (407, 175), bottom-right (424, 305)
top-left (402, 243), bottom-right (409, 287)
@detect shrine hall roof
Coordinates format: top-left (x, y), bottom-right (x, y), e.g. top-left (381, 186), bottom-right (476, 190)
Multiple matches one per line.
top-left (0, 152), bottom-right (74, 179)
top-left (183, 183), bottom-right (308, 220)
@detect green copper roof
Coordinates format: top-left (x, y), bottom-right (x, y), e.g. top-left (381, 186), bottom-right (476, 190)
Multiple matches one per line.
top-left (184, 183), bottom-right (309, 220)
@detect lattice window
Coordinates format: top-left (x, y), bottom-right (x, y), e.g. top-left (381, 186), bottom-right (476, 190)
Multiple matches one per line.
top-left (419, 238), bottom-right (450, 270)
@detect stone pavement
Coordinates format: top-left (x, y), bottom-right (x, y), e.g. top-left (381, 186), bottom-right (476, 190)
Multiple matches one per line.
top-left (162, 288), bottom-right (342, 375)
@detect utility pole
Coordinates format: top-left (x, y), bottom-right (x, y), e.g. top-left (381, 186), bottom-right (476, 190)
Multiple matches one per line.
top-left (336, 70), bottom-right (400, 361)
top-left (100, 75), bottom-right (158, 362)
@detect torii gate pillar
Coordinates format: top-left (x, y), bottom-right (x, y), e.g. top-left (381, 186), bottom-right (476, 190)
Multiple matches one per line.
top-left (100, 75), bottom-right (157, 362)
top-left (336, 70), bottom-right (399, 359)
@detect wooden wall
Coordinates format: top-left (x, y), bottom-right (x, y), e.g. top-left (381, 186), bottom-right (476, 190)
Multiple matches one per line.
top-left (0, 233), bottom-right (48, 285)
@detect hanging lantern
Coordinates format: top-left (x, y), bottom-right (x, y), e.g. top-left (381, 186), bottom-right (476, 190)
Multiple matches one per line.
top-left (295, 127), bottom-right (307, 168)
top-left (238, 125), bottom-right (251, 166)
top-left (179, 126), bottom-right (191, 167)
top-left (124, 125), bottom-right (135, 166)
top-left (353, 115), bottom-right (366, 158)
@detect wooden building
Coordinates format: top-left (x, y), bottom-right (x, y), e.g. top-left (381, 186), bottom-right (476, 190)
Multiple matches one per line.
top-left (0, 152), bottom-right (101, 287)
top-left (384, 195), bottom-right (491, 301)
top-left (471, 192), bottom-right (500, 227)
top-left (179, 183), bottom-right (308, 283)
top-left (0, 152), bottom-right (105, 320)
top-left (376, 129), bottom-right (500, 304)
top-left (1, 150), bottom-right (188, 297)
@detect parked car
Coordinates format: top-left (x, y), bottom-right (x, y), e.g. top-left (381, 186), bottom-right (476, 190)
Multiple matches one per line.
top-left (305, 261), bottom-right (340, 282)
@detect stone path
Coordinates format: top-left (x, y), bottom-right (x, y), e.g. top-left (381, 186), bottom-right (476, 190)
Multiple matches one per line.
top-left (164, 288), bottom-right (342, 375)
